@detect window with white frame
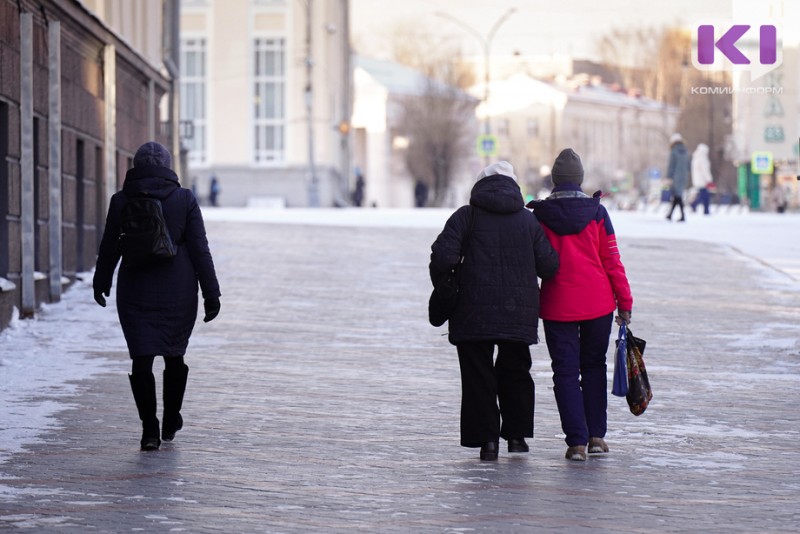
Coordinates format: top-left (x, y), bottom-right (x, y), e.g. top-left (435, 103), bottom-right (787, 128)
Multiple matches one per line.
top-left (253, 37), bottom-right (286, 163)
top-left (180, 38), bottom-right (207, 165)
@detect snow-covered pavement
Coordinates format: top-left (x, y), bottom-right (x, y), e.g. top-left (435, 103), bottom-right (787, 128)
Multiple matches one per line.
top-left (0, 207), bottom-right (799, 530)
top-left (1, 208), bottom-right (799, 464)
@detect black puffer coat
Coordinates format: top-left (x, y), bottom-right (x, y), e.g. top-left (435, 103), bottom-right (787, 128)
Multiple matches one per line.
top-left (93, 165), bottom-right (220, 358)
top-left (429, 174), bottom-right (559, 345)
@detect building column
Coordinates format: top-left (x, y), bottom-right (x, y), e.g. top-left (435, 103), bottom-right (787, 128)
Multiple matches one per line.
top-left (104, 44), bottom-right (116, 204)
top-left (20, 13), bottom-right (35, 317)
top-left (48, 21), bottom-right (63, 302)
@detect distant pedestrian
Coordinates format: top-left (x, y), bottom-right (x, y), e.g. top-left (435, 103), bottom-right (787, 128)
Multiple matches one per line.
top-left (414, 180), bottom-right (429, 208)
top-left (527, 148), bottom-right (633, 461)
top-left (665, 133), bottom-right (689, 221)
top-left (352, 169), bottom-right (365, 207)
top-left (690, 143), bottom-right (713, 215)
top-left (429, 161), bottom-right (559, 461)
top-left (93, 141), bottom-right (221, 451)
top-left (209, 175), bottom-right (220, 207)
top-left (770, 179), bottom-right (788, 213)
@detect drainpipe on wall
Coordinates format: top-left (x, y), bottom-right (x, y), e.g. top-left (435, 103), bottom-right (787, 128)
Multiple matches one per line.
top-left (305, 0), bottom-right (319, 207)
top-left (340, 0), bottom-right (352, 204)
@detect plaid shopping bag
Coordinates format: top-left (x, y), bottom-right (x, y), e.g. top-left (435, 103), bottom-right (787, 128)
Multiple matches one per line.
top-left (625, 328), bottom-right (652, 416)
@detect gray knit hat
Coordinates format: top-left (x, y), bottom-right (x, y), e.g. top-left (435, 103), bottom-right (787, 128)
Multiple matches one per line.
top-left (133, 141), bottom-right (172, 169)
top-left (551, 148), bottom-right (584, 186)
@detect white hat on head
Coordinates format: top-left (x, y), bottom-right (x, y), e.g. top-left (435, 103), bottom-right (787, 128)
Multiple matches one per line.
top-left (669, 133), bottom-right (684, 145)
top-left (476, 160), bottom-right (517, 182)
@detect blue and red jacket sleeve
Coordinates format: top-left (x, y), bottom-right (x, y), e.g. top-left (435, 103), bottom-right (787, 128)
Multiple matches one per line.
top-left (597, 206), bottom-right (633, 311)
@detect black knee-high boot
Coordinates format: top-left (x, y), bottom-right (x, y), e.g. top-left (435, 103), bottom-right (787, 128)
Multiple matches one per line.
top-left (129, 372), bottom-right (161, 451)
top-left (162, 363), bottom-right (189, 441)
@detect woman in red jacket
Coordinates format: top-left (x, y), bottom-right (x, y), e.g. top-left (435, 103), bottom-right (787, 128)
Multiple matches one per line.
top-left (528, 149), bottom-right (633, 461)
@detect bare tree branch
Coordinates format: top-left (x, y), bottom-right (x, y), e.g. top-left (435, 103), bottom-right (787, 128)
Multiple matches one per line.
top-left (390, 23), bottom-right (478, 206)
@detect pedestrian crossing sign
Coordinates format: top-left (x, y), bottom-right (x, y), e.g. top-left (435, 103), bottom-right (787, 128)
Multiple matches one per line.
top-left (751, 151), bottom-right (773, 174)
top-left (477, 134), bottom-right (498, 157)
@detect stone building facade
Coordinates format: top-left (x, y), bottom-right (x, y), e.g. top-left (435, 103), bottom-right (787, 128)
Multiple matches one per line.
top-left (179, 0), bottom-right (354, 208)
top-left (0, 0), bottom-right (172, 330)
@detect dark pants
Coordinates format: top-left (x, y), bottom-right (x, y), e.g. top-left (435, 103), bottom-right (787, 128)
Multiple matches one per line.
top-left (543, 314), bottom-right (613, 447)
top-left (691, 187), bottom-right (710, 214)
top-left (667, 194), bottom-right (685, 220)
top-left (456, 341), bottom-right (534, 447)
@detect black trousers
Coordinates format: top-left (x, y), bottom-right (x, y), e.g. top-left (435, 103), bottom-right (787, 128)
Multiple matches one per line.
top-left (456, 341), bottom-right (534, 447)
top-left (667, 195), bottom-right (685, 219)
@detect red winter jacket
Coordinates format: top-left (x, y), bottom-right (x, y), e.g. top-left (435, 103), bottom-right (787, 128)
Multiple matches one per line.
top-left (528, 185), bottom-right (632, 322)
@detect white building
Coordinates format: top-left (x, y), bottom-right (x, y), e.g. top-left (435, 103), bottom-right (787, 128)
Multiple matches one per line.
top-left (477, 73), bottom-right (678, 199)
top-left (731, 45), bottom-right (799, 209)
top-left (179, 0), bottom-right (352, 207)
top-left (352, 56), bottom-right (479, 208)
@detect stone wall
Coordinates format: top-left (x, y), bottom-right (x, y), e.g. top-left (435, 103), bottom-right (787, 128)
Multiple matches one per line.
top-left (0, 0), bottom-right (170, 331)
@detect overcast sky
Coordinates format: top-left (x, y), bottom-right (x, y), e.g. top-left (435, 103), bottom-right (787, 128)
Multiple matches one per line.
top-left (350, 0), bottom-right (759, 62)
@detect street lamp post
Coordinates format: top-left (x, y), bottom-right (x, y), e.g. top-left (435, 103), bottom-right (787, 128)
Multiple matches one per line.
top-left (435, 7), bottom-right (517, 142)
top-left (300, 0), bottom-right (320, 207)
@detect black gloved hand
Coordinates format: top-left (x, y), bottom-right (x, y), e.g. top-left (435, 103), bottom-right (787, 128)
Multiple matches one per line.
top-left (203, 297), bottom-right (220, 323)
top-left (94, 288), bottom-right (109, 307)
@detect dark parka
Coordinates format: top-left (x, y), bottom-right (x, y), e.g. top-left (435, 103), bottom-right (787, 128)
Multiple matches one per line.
top-left (93, 165), bottom-right (221, 357)
top-left (429, 174), bottom-right (559, 346)
top-left (667, 141), bottom-right (690, 196)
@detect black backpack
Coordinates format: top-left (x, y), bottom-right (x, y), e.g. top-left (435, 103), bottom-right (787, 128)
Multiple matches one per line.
top-left (118, 193), bottom-right (178, 268)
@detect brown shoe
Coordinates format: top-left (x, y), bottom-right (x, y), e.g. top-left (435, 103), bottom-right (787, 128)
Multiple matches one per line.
top-left (588, 437), bottom-right (609, 454)
top-left (565, 445), bottom-right (586, 461)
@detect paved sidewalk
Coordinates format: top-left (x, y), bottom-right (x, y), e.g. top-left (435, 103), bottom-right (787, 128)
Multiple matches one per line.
top-left (1, 219), bottom-right (799, 532)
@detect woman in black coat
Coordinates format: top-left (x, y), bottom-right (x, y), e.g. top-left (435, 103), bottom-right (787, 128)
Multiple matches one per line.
top-left (93, 141), bottom-right (221, 451)
top-left (429, 161), bottom-right (559, 461)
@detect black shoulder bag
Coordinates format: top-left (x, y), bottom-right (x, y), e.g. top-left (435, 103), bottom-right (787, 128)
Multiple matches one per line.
top-left (428, 207), bottom-right (475, 327)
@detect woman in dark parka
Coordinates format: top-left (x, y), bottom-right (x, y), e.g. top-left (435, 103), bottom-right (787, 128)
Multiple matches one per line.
top-left (666, 132), bottom-right (690, 222)
top-left (429, 161), bottom-right (559, 461)
top-left (93, 141), bottom-right (221, 451)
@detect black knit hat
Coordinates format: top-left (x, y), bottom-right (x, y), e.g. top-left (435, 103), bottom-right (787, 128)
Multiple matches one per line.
top-left (133, 141), bottom-right (172, 169)
top-left (551, 148), bottom-right (584, 185)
